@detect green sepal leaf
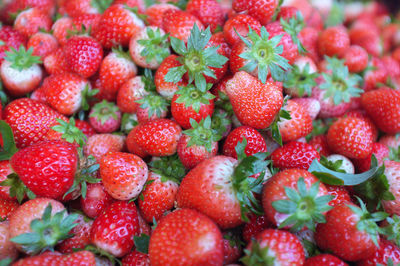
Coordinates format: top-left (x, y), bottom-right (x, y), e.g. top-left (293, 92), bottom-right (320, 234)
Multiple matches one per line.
top-left (0, 121), bottom-right (18, 160)
top-left (134, 234), bottom-right (150, 254)
top-left (4, 45), bottom-right (42, 71)
top-left (0, 258), bottom-right (12, 266)
top-left (88, 100), bottom-right (120, 125)
top-left (137, 27), bottom-right (170, 64)
top-left (183, 116), bottom-right (221, 153)
top-left (0, 173), bottom-right (36, 204)
top-left (149, 154), bottom-right (186, 184)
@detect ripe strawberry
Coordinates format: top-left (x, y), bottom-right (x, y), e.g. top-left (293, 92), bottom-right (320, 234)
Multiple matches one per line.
top-left (298, 26), bottom-right (319, 63)
top-left (117, 76), bottom-right (147, 113)
top-left (361, 88), bottom-right (400, 135)
top-left (145, 3), bottom-right (179, 28)
top-left (0, 198), bottom-right (18, 220)
top-left (315, 199), bottom-right (386, 261)
top-left (357, 238), bottom-right (400, 266)
top-left (91, 201), bottom-right (139, 257)
top-left (1, 46), bottom-right (43, 96)
top-left (3, 98), bottom-right (67, 148)
top-left (242, 229), bottom-right (305, 266)
top-left (0, 25), bottom-right (27, 64)
top-left (11, 0), bottom-right (56, 16)
top-left (0, 160), bottom-right (14, 200)
top-left (57, 214), bottom-right (93, 253)
top-left (318, 26), bottom-right (350, 57)
top-left (177, 117), bottom-right (220, 169)
top-left (223, 14), bottom-right (261, 46)
top-left (233, 0), bottom-right (278, 25)
top-left (186, 0), bottom-right (224, 32)
top-left (80, 182), bottom-right (114, 219)
top-left (13, 251), bottom-right (96, 266)
top-left (27, 32), bottom-right (58, 61)
top-left (0, 221), bottom-right (18, 261)
top-left (382, 161), bottom-right (400, 216)
top-left (363, 57), bottom-right (388, 92)
top-left (122, 250), bottom-right (150, 266)
top-left (353, 143), bottom-right (390, 173)
top-left (128, 119), bottom-right (182, 157)
top-left (278, 6), bottom-right (299, 20)
top-left (225, 71), bottom-right (283, 129)
top-left (343, 45), bottom-right (368, 73)
top-left (291, 97), bottom-right (320, 120)
top-left (271, 141), bottom-right (320, 170)
top-left (136, 93), bottom-right (169, 123)
top-left (43, 48), bottom-right (72, 75)
top-left (162, 9), bottom-right (204, 43)
top-left (63, 0), bottom-right (110, 17)
top-left (99, 47), bottom-right (137, 101)
top-left (84, 133), bottom-right (125, 162)
top-left (223, 126), bottom-right (267, 159)
top-left (93, 4), bottom-right (145, 49)
top-left (74, 119), bottom-right (96, 137)
top-left (149, 208), bottom-right (223, 266)
top-left (155, 55), bottom-right (187, 100)
top-left (89, 100), bottom-right (122, 133)
top-left (242, 214), bottom-right (271, 243)
top-left (304, 254), bottom-right (348, 266)
top-left (13, 8), bottom-right (52, 37)
top-left (325, 184), bottom-right (351, 207)
top-left (327, 116), bottom-right (373, 159)
top-left (349, 25), bottom-right (382, 58)
top-left (63, 35), bottom-right (103, 78)
top-left (129, 26), bottom-right (170, 70)
top-left (126, 124), bottom-right (149, 158)
top-left (344, 109), bottom-right (378, 142)
top-left (51, 17), bottom-right (74, 46)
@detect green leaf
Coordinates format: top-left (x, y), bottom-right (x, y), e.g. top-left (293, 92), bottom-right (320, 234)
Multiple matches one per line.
top-left (134, 234), bottom-right (150, 254)
top-left (0, 121), bottom-right (18, 160)
top-left (184, 116), bottom-right (221, 153)
top-left (170, 37), bottom-right (186, 55)
top-left (0, 258), bottom-right (12, 266)
top-left (149, 154), bottom-right (186, 184)
top-left (325, 1), bottom-right (345, 27)
top-left (4, 45), bottom-right (42, 71)
top-left (164, 65), bottom-right (186, 84)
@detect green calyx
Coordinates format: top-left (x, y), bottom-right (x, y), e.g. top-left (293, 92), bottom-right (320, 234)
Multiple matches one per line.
top-left (319, 56), bottom-right (363, 105)
top-left (269, 96), bottom-right (291, 146)
top-left (236, 26), bottom-right (291, 83)
top-left (121, 113), bottom-right (138, 134)
top-left (137, 27), bottom-right (170, 64)
top-left (241, 240), bottom-right (275, 266)
top-left (305, 119), bottom-right (331, 142)
top-left (389, 146), bottom-right (400, 162)
top-left (81, 84), bottom-right (99, 111)
top-left (90, 0), bottom-right (113, 14)
top-left (89, 100), bottom-right (120, 125)
top-left (347, 197), bottom-right (388, 246)
top-left (231, 138), bottom-right (271, 222)
top-left (4, 45), bottom-right (42, 71)
top-left (142, 68), bottom-right (157, 93)
top-left (283, 63), bottom-right (318, 97)
top-left (183, 116), bottom-right (221, 153)
top-left (280, 11), bottom-right (307, 54)
top-left (0, 120), bottom-right (18, 160)
top-left (215, 89), bottom-right (233, 115)
top-left (11, 204), bottom-right (79, 255)
top-left (51, 118), bottom-right (87, 148)
top-left (149, 154), bottom-right (186, 184)
top-left (165, 24), bottom-right (228, 92)
top-left (0, 173), bottom-right (36, 204)
top-left (382, 215), bottom-right (400, 247)
top-left (174, 83), bottom-right (215, 113)
top-left (112, 46), bottom-right (132, 61)
top-left (136, 93), bottom-right (170, 119)
top-left (272, 177), bottom-right (334, 232)
top-left (319, 156), bottom-right (346, 173)
top-left (211, 109), bottom-right (231, 137)
top-left (134, 233), bottom-right (150, 254)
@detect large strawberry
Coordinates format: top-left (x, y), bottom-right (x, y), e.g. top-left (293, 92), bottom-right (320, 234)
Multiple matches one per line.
top-left (223, 14), bottom-right (261, 46)
top-left (149, 208), bottom-right (223, 266)
top-left (83, 133), bottom-right (126, 162)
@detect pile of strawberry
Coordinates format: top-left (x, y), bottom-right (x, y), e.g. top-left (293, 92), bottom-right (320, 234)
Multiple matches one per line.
top-left (1, 0), bottom-right (400, 265)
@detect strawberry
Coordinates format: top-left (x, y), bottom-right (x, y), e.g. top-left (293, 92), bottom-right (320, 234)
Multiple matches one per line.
top-left (324, 154), bottom-right (355, 174)
top-left (0, 221), bottom-right (18, 261)
top-left (99, 46), bottom-right (137, 101)
top-left (361, 88), bottom-right (400, 135)
top-left (308, 134), bottom-right (332, 157)
top-left (128, 119), bottom-right (182, 157)
top-left (3, 98), bottom-right (67, 148)
top-left (93, 4), bottom-right (145, 49)
top-left (242, 229), bottom-right (305, 266)
top-left (136, 93), bottom-right (169, 123)
top-left (89, 100), bottom-right (122, 133)
top-left (242, 214), bottom-right (271, 243)
top-left (13, 251), bottom-right (96, 266)
top-left (10, 0), bottom-right (56, 16)
top-left (223, 126), bottom-right (267, 159)
top-left (0, 160), bottom-right (14, 200)
top-left (145, 3), bottom-right (179, 28)
top-left (318, 26), bottom-right (350, 57)
top-left (325, 185), bottom-right (352, 207)
top-left (353, 143), bottom-right (390, 173)
top-left (51, 17), bottom-right (74, 46)
top-left (13, 8), bottom-right (52, 38)
top-left (1, 45), bottom-right (43, 96)
top-left (138, 165), bottom-right (181, 222)
top-left (291, 97), bottom-right (320, 120)
top-left (149, 208), bottom-right (223, 266)
top-left (11, 140), bottom-right (78, 199)
top-left (171, 84), bottom-right (215, 129)
top-left (117, 76), bottom-right (147, 113)
top-left (57, 214), bottom-right (93, 254)
top-left (315, 199), bottom-right (387, 261)
top-left (357, 239), bottom-right (400, 266)
top-left (113, 0), bottom-right (145, 12)
top-left (327, 116), bottom-right (374, 159)
top-left (343, 45), bottom-right (368, 73)
top-left (283, 61), bottom-right (318, 98)
top-left (186, 0), bottom-right (224, 32)
top-left (262, 168), bottom-right (331, 231)
top-left (75, 119), bottom-right (96, 137)
top-left (9, 198), bottom-right (77, 254)
top-left (155, 55), bottom-right (187, 100)
top-left (304, 254), bottom-right (348, 266)
top-left (63, 35), bottom-right (103, 78)
top-left (27, 32), bottom-right (58, 61)
top-left (162, 9), bottom-right (204, 43)
top-left (298, 26), bottom-right (319, 63)
top-left (0, 25), bottom-right (27, 64)
top-left (344, 110), bottom-right (378, 142)
top-left (234, 0), bottom-right (278, 25)
top-left (43, 48), bottom-right (72, 75)
top-left (271, 141), bottom-right (320, 170)
top-left (63, 0), bottom-right (111, 17)
top-left (122, 250), bottom-right (150, 266)
top-left (84, 133), bottom-right (125, 162)
top-left (0, 198), bottom-right (18, 220)
top-left (349, 25), bottom-right (382, 58)
top-left (222, 231), bottom-right (242, 264)
top-left (223, 14), bottom-right (261, 46)
top-left (225, 71), bottom-right (283, 130)
top-left (90, 200), bottom-right (140, 257)
top-left (80, 182), bottom-right (114, 219)
top-left (177, 117), bottom-right (220, 169)
top-left (126, 124), bottom-right (149, 158)
top-left (381, 161), bottom-right (400, 216)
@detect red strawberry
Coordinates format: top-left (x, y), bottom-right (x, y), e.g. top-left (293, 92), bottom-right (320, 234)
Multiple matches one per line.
top-left (89, 100), bottom-right (122, 133)
top-left (0, 160), bottom-right (14, 200)
top-left (382, 161), bottom-right (400, 216)
top-left (304, 254), bottom-right (348, 266)
top-left (126, 124), bottom-right (149, 158)
top-left (149, 208), bottom-right (223, 266)
top-left (349, 25), bottom-right (382, 58)
top-left (0, 221), bottom-right (18, 261)
top-left (344, 110), bottom-right (378, 142)
top-left (27, 32), bottom-right (58, 61)
top-left (233, 0), bottom-right (278, 25)
top-left (225, 71), bottom-right (283, 129)
top-left (353, 143), bottom-right (390, 173)
top-left (80, 182), bottom-right (114, 219)
top-left (13, 8), bottom-right (52, 38)
top-left (75, 119), bottom-right (96, 137)
top-left (3, 98), bottom-right (67, 148)
top-left (223, 126), bottom-right (267, 159)
top-left (186, 0), bottom-right (224, 32)
top-left (242, 229), bottom-right (305, 266)
top-left (357, 239), bottom-right (400, 266)
top-left (298, 26), bottom-right (319, 63)
top-left (100, 152), bottom-right (148, 201)
top-left (0, 198), bottom-right (18, 220)
top-left (318, 26), bottom-right (350, 57)
top-left (51, 17), bottom-right (74, 46)
top-left (90, 201), bottom-right (140, 257)
top-left (83, 133), bottom-right (125, 162)
top-left (43, 48), bottom-right (72, 75)
top-left (271, 141), bottom-right (320, 170)
top-left (11, 140), bottom-right (78, 199)
top-left (222, 231), bottom-right (242, 264)
top-left (136, 93), bottom-right (169, 124)
top-left (327, 116), bottom-right (373, 159)
top-left (63, 35), bottom-right (103, 78)
top-left (242, 214), bottom-right (271, 243)
top-left (122, 250), bottom-right (150, 266)
top-left (262, 168), bottom-right (331, 231)
top-left (325, 185), bottom-right (351, 207)
top-left (162, 9), bottom-right (204, 43)
top-left (145, 3), bottom-right (179, 28)
top-left (13, 251), bottom-right (96, 266)
top-left (63, 0), bottom-right (110, 17)
top-left (0, 25), bottom-right (27, 64)
top-left (93, 4), bottom-right (145, 49)
top-left (57, 214), bottom-right (93, 254)
top-left (315, 201), bottom-right (385, 261)
top-left (223, 14), bottom-right (261, 46)
top-left (343, 45), bottom-right (368, 73)
top-left (155, 55), bottom-right (187, 100)
top-left (361, 88), bottom-right (400, 135)
top-left (291, 97), bottom-right (320, 120)
top-left (308, 135), bottom-right (331, 157)
top-left (117, 76), bottom-right (147, 113)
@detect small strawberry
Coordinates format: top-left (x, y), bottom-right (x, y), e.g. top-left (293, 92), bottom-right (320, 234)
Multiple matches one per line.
top-left (318, 25), bottom-right (350, 57)
top-left (89, 100), bottom-right (122, 133)
top-left (242, 214), bottom-right (271, 243)
top-left (13, 8), bottom-right (52, 37)
top-left (271, 141), bottom-right (320, 170)
top-left (223, 14), bottom-right (261, 46)
top-left (57, 214), bottom-right (93, 254)
top-left (233, 0), bottom-right (278, 25)
top-left (43, 48), bottom-right (72, 75)
top-left (162, 9), bottom-right (204, 43)
top-left (13, 251), bottom-right (96, 266)
top-left (242, 229), bottom-right (305, 266)
top-left (304, 254), bottom-right (348, 266)
top-left (83, 133), bottom-right (125, 162)
top-left (186, 0), bottom-right (224, 32)
top-left (117, 76), bottom-right (147, 113)
top-left (80, 182), bottom-right (114, 219)
top-left (27, 31), bottom-right (58, 61)
top-left (145, 3), bottom-right (179, 28)
top-left (90, 201), bottom-right (140, 257)
top-left (223, 126), bottom-right (267, 159)
top-left (149, 208), bottom-right (223, 266)
top-left (155, 55), bottom-right (187, 100)
top-left (0, 221), bottom-right (18, 261)
top-left (343, 45), bottom-right (368, 73)
top-left (1, 45), bottom-right (43, 96)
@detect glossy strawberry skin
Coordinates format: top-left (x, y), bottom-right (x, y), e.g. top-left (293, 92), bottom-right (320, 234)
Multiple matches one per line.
top-left (0, 198), bottom-right (19, 220)
top-left (91, 201), bottom-right (140, 257)
top-left (343, 45), bottom-right (369, 73)
top-left (223, 126), bottom-right (267, 159)
top-left (177, 134), bottom-right (218, 169)
top-left (0, 26), bottom-right (27, 64)
top-left (304, 254), bottom-right (348, 266)
top-left (145, 3), bottom-right (179, 28)
top-left (27, 32), bottom-right (58, 61)
top-left (308, 135), bottom-right (332, 157)
top-left (162, 9), bottom-right (204, 43)
top-left (318, 26), bottom-right (350, 57)
top-left (356, 239), bottom-right (400, 266)
top-left (149, 208), bottom-right (223, 266)
top-left (13, 251), bottom-right (96, 266)
top-left (117, 76), bottom-right (146, 113)
top-left (223, 14), bottom-right (261, 46)
top-left (57, 215), bottom-right (93, 254)
top-left (186, 0), bottom-right (224, 32)
top-left (265, 21), bottom-right (299, 64)
top-left (122, 251), bottom-right (150, 266)
top-left (80, 182), bottom-right (114, 219)
top-left (353, 143), bottom-right (389, 173)
top-left (43, 48), bottom-right (72, 75)
top-left (83, 134), bottom-right (126, 162)
top-left (14, 8), bottom-right (52, 38)
top-left (325, 185), bottom-right (351, 207)
top-left (11, 140), bottom-right (78, 199)
top-left (271, 141), bottom-right (320, 170)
